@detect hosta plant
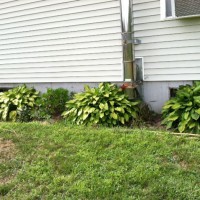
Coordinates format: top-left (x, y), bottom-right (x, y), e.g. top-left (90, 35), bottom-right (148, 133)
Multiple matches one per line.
top-left (62, 83), bottom-right (140, 126)
top-left (0, 85), bottom-right (39, 121)
top-left (162, 81), bottom-right (200, 133)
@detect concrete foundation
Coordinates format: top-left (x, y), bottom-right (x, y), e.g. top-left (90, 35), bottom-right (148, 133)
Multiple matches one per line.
top-left (0, 81), bottom-right (193, 113)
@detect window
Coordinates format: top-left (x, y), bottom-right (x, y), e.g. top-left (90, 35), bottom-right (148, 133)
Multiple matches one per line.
top-left (169, 88), bottom-right (178, 98)
top-left (165, 0), bottom-right (172, 17)
top-left (135, 58), bottom-right (144, 81)
top-left (161, 0), bottom-right (200, 19)
top-left (161, 0), bottom-right (175, 19)
top-left (0, 88), bottom-right (11, 92)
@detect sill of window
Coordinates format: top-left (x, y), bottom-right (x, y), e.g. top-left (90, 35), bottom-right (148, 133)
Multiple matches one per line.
top-left (160, 16), bottom-right (177, 21)
top-left (161, 15), bottom-right (200, 21)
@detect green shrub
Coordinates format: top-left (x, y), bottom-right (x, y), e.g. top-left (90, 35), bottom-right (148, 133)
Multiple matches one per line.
top-left (62, 83), bottom-right (140, 126)
top-left (30, 107), bottom-right (51, 121)
top-left (138, 102), bottom-right (160, 126)
top-left (0, 85), bottom-right (39, 122)
top-left (36, 88), bottom-right (69, 117)
top-left (162, 81), bottom-right (200, 133)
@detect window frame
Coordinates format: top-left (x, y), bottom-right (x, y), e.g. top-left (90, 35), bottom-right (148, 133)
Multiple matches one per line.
top-left (160, 0), bottom-right (176, 20)
top-left (135, 57), bottom-right (144, 81)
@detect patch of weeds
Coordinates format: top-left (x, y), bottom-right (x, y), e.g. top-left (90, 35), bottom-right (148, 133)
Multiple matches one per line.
top-left (0, 183), bottom-right (15, 196)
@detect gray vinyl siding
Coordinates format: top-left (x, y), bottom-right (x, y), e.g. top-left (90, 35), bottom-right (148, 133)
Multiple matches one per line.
top-left (0, 0), bottom-right (123, 83)
top-left (133, 0), bottom-right (200, 81)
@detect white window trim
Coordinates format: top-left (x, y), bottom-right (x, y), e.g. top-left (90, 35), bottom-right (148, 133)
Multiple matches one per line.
top-left (135, 57), bottom-right (144, 81)
top-left (160, 0), bottom-right (176, 20)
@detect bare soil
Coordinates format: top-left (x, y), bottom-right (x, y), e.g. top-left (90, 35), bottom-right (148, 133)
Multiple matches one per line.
top-left (0, 138), bottom-right (15, 161)
top-left (0, 138), bottom-right (16, 184)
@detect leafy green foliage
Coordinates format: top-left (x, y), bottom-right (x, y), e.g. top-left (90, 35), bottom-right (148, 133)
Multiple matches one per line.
top-left (62, 83), bottom-right (140, 126)
top-left (162, 81), bottom-right (200, 133)
top-left (0, 85), bottom-right (39, 122)
top-left (138, 102), bottom-right (160, 126)
top-left (30, 108), bottom-right (51, 121)
top-left (36, 88), bottom-right (69, 118)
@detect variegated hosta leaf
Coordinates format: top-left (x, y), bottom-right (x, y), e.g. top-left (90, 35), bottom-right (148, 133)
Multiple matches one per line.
top-left (62, 83), bottom-right (140, 126)
top-left (0, 85), bottom-right (39, 122)
top-left (162, 81), bottom-right (200, 133)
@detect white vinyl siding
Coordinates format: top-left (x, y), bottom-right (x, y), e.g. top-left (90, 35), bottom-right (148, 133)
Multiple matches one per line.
top-left (0, 0), bottom-right (123, 83)
top-left (133, 0), bottom-right (200, 81)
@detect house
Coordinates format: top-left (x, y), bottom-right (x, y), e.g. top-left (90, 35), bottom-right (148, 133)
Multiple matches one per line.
top-left (133, 0), bottom-right (200, 112)
top-left (0, 0), bottom-right (199, 113)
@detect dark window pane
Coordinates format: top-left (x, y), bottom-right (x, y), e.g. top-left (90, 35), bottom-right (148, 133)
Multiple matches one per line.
top-left (170, 88), bottom-right (178, 97)
top-left (166, 0), bottom-right (172, 17)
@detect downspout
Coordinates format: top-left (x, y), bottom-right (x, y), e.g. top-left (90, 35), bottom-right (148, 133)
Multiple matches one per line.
top-left (119, 0), bottom-right (137, 98)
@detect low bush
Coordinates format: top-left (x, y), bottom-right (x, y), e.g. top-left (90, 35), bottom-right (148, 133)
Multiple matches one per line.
top-left (162, 81), bottom-right (200, 133)
top-left (0, 85), bottom-right (39, 122)
top-left (62, 83), bottom-right (140, 126)
top-left (138, 102), bottom-right (160, 126)
top-left (35, 88), bottom-right (69, 118)
top-left (30, 107), bottom-right (51, 121)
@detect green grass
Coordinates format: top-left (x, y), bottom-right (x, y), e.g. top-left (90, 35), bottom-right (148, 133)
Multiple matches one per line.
top-left (0, 122), bottom-right (200, 200)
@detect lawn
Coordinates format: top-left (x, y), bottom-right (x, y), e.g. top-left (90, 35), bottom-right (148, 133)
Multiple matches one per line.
top-left (0, 122), bottom-right (200, 200)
